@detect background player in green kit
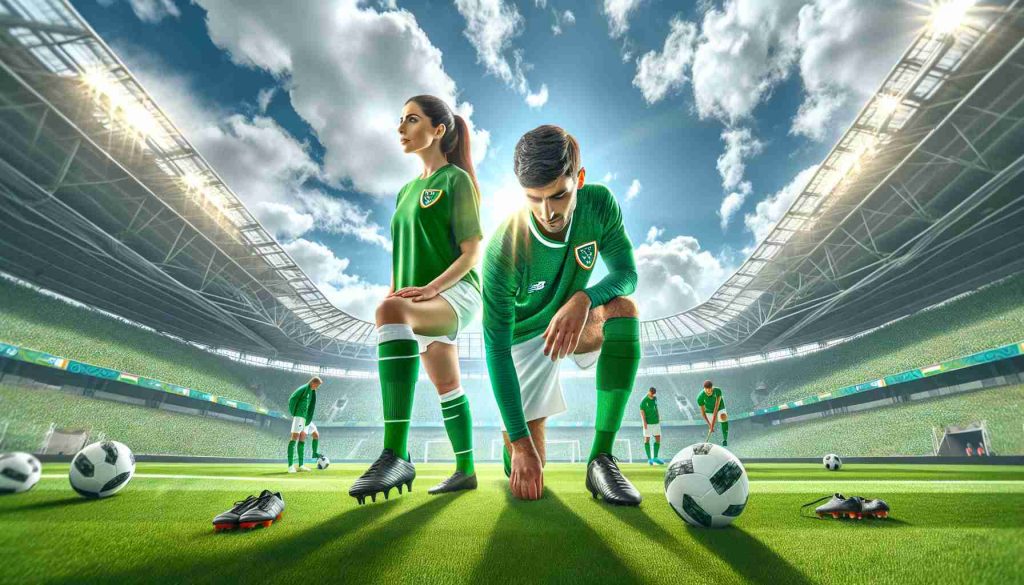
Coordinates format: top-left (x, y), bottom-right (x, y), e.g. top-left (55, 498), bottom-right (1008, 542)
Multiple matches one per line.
top-left (484, 125), bottom-right (642, 505)
top-left (349, 95), bottom-right (484, 504)
top-left (640, 387), bottom-right (664, 465)
top-left (698, 380), bottom-right (730, 446)
top-left (286, 377), bottom-right (320, 473)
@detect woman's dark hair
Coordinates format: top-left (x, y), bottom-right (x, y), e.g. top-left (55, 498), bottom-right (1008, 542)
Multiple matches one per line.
top-left (405, 95), bottom-right (479, 196)
top-left (513, 125), bottom-right (581, 188)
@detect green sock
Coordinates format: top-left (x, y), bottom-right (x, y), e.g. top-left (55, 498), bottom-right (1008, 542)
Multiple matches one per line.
top-left (311, 438), bottom-right (319, 459)
top-left (378, 326), bottom-right (420, 460)
top-left (440, 388), bottom-right (474, 475)
top-left (287, 440), bottom-right (296, 466)
top-left (503, 444), bottom-right (511, 478)
top-left (590, 317), bottom-right (641, 462)
top-left (644, 441), bottom-right (651, 460)
top-left (654, 441), bottom-right (661, 458)
top-left (297, 441), bottom-right (305, 466)
top-left (722, 421), bottom-right (729, 444)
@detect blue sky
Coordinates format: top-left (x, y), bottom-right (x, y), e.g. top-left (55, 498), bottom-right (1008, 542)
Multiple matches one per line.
top-left (72, 0), bottom-right (931, 320)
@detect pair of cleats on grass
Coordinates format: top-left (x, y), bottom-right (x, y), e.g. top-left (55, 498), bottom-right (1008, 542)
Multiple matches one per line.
top-left (815, 493), bottom-right (890, 519)
top-left (213, 490), bottom-right (285, 531)
top-left (347, 448), bottom-right (643, 506)
top-left (647, 458), bottom-right (665, 466)
top-left (287, 464), bottom-right (313, 473)
top-left (347, 448), bottom-right (477, 505)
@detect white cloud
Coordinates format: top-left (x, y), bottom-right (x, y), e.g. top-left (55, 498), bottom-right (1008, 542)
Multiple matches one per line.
top-left (251, 201), bottom-right (314, 240)
top-left (454, 0), bottom-right (548, 108)
top-left (603, 0), bottom-right (644, 39)
top-left (526, 84), bottom-right (549, 108)
top-left (634, 233), bottom-right (734, 319)
top-left (256, 86), bottom-right (277, 113)
top-left (691, 0), bottom-right (804, 125)
top-left (719, 186), bottom-right (749, 230)
top-left (625, 179), bottom-right (642, 201)
top-left (282, 239), bottom-right (388, 321)
top-left (601, 171), bottom-right (618, 183)
top-left (197, 0), bottom-right (490, 196)
top-left (791, 1), bottom-right (918, 140)
top-left (633, 18), bottom-right (698, 104)
top-left (552, 9), bottom-right (576, 35)
top-left (744, 164), bottom-right (818, 244)
top-left (98, 0), bottom-right (181, 23)
top-left (716, 127), bottom-right (763, 190)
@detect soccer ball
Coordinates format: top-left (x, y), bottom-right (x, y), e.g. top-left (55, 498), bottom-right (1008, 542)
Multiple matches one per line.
top-left (0, 452), bottom-right (42, 494)
top-left (665, 443), bottom-right (749, 528)
top-left (823, 454), bottom-right (842, 471)
top-left (69, 441), bottom-right (136, 498)
top-left (317, 455), bottom-right (330, 470)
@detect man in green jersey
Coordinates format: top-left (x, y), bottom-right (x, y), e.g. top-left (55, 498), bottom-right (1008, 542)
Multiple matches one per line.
top-left (698, 380), bottom-right (729, 446)
top-left (287, 377), bottom-right (321, 473)
top-left (640, 387), bottom-right (664, 465)
top-left (484, 125), bottom-right (642, 505)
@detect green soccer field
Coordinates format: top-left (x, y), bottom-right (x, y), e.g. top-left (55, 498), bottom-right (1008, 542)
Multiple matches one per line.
top-left (2, 462), bottom-right (1022, 585)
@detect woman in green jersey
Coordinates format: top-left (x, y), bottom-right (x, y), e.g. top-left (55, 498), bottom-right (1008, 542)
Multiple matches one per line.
top-left (349, 95), bottom-right (484, 503)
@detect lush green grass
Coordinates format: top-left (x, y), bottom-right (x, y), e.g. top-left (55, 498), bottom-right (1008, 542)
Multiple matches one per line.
top-left (1, 463), bottom-right (1021, 584)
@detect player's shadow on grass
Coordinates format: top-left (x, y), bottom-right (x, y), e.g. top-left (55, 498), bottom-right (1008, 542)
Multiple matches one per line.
top-left (688, 525), bottom-right (813, 585)
top-left (82, 491), bottom-right (462, 585)
top-left (0, 496), bottom-right (95, 516)
top-left (468, 489), bottom-right (641, 583)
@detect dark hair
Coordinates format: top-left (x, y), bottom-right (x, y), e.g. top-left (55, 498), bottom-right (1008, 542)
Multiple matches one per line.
top-left (703, 380), bottom-right (713, 389)
top-left (405, 95), bottom-right (479, 196)
top-left (649, 387), bottom-right (656, 393)
top-left (513, 124), bottom-right (581, 188)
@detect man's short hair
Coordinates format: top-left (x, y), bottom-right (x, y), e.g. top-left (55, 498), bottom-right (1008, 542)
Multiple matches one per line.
top-left (703, 380), bottom-right (713, 389)
top-left (310, 377), bottom-right (322, 385)
top-left (649, 387), bottom-right (656, 393)
top-left (513, 125), bottom-right (581, 188)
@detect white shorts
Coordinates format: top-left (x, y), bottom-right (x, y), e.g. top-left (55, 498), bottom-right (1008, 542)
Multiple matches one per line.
top-left (290, 417), bottom-right (318, 435)
top-left (499, 334), bottom-right (599, 431)
top-left (706, 409), bottom-right (728, 423)
top-left (414, 280), bottom-right (482, 353)
top-left (643, 423), bottom-right (662, 438)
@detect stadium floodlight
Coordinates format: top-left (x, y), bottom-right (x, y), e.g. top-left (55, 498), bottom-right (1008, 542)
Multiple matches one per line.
top-left (877, 94), bottom-right (901, 117)
top-left (81, 67), bottom-right (161, 139)
top-left (181, 171), bottom-right (205, 191)
top-left (930, 0), bottom-right (975, 36)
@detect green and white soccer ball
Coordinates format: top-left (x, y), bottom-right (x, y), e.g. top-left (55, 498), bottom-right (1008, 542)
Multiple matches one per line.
top-left (69, 441), bottom-right (136, 499)
top-left (0, 452), bottom-right (42, 494)
top-left (823, 454), bottom-right (842, 471)
top-left (665, 443), bottom-right (749, 528)
top-left (317, 455), bottom-right (330, 470)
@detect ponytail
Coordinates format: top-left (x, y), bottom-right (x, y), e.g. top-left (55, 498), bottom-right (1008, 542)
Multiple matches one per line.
top-left (446, 115), bottom-right (480, 199)
top-left (405, 95), bottom-right (480, 199)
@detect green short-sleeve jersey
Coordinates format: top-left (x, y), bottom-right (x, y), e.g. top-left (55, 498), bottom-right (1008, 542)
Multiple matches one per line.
top-left (697, 388), bottom-right (724, 414)
top-left (640, 395), bottom-right (660, 425)
top-left (483, 184), bottom-right (638, 441)
top-left (288, 383), bottom-right (317, 421)
top-left (391, 164), bottom-right (483, 292)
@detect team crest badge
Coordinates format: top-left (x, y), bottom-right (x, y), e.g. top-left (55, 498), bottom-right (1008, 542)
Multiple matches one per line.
top-left (574, 241), bottom-right (598, 270)
top-left (420, 189), bottom-right (444, 208)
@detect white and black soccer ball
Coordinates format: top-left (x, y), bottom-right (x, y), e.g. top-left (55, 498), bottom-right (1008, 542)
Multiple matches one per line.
top-left (317, 455), bottom-right (330, 470)
top-left (69, 441), bottom-right (135, 499)
top-left (823, 454), bottom-right (842, 471)
top-left (0, 452), bottom-right (42, 494)
top-left (665, 443), bottom-right (749, 528)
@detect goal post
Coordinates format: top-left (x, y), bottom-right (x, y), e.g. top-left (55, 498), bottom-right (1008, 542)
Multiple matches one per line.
top-left (545, 439), bottom-right (582, 463)
top-left (423, 439), bottom-right (455, 463)
top-left (614, 438), bottom-right (633, 463)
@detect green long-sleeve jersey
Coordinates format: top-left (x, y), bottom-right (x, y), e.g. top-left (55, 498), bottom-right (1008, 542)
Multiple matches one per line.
top-left (288, 383), bottom-right (317, 422)
top-left (483, 184), bottom-right (637, 441)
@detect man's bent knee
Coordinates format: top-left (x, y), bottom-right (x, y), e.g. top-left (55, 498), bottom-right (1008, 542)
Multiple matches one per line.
top-left (605, 296), bottom-right (638, 319)
top-left (290, 432), bottom-right (299, 440)
top-left (299, 432), bottom-right (307, 441)
top-left (375, 297), bottom-right (408, 326)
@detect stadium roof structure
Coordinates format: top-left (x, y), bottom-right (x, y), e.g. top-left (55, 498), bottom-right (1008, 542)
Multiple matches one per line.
top-left (1, 0), bottom-right (1022, 372)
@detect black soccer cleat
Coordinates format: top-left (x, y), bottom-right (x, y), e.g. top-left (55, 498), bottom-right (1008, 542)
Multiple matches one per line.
top-left (428, 471), bottom-right (478, 495)
top-left (815, 493), bottom-right (864, 519)
top-left (238, 491), bottom-right (285, 529)
top-left (860, 497), bottom-right (890, 519)
top-left (348, 448), bottom-right (416, 505)
top-left (586, 453), bottom-right (642, 506)
top-left (212, 491), bottom-right (268, 532)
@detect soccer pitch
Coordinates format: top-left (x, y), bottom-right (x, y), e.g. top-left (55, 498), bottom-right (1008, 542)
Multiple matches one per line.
top-left (2, 463), bottom-right (1022, 584)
